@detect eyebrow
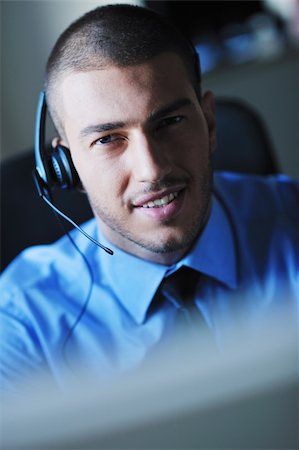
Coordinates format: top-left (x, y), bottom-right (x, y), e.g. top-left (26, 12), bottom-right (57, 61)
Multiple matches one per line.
top-left (149, 98), bottom-right (193, 122)
top-left (79, 121), bottom-right (126, 138)
top-left (79, 98), bottom-right (193, 139)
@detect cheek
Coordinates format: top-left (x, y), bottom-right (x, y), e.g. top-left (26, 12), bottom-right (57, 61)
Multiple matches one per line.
top-left (73, 152), bottom-right (129, 202)
top-left (175, 117), bottom-right (210, 159)
top-left (176, 134), bottom-right (210, 169)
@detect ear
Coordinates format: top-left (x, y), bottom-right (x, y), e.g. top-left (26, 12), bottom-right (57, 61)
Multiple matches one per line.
top-left (51, 137), bottom-right (69, 149)
top-left (201, 91), bottom-right (217, 154)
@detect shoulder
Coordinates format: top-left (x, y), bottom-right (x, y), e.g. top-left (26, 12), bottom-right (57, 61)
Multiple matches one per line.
top-left (213, 171), bottom-right (299, 220)
top-left (0, 218), bottom-right (98, 301)
top-left (213, 172), bottom-right (299, 286)
top-left (0, 218), bottom-right (99, 390)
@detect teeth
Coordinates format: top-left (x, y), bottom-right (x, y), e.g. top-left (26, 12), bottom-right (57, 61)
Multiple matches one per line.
top-left (142, 192), bottom-right (179, 208)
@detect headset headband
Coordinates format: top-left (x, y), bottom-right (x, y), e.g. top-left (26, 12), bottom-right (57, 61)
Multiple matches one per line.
top-left (34, 91), bottom-right (50, 185)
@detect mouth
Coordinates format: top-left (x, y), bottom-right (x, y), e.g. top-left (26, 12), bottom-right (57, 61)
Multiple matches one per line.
top-left (140, 191), bottom-right (181, 208)
top-left (133, 186), bottom-right (185, 209)
top-left (132, 186), bottom-right (186, 221)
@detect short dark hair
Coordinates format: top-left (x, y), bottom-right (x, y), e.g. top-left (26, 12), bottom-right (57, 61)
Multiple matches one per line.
top-left (45, 3), bottom-right (202, 138)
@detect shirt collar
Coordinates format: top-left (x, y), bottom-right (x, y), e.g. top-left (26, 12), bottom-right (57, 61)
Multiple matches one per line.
top-left (95, 236), bottom-right (168, 325)
top-left (182, 194), bottom-right (237, 290)
top-left (95, 194), bottom-right (237, 324)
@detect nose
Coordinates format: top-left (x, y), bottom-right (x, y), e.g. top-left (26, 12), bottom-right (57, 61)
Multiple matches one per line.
top-left (130, 132), bottom-right (172, 183)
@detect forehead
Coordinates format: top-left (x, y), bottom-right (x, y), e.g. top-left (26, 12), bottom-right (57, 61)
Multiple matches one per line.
top-left (59, 53), bottom-right (197, 129)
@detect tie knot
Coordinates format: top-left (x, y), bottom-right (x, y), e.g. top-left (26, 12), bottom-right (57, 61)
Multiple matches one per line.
top-left (160, 266), bottom-right (200, 309)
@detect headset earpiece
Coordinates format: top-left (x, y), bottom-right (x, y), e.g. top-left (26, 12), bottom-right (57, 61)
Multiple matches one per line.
top-left (51, 144), bottom-right (80, 189)
top-left (34, 91), bottom-right (81, 193)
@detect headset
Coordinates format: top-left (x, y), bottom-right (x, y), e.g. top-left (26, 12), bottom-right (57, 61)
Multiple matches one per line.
top-left (32, 91), bottom-right (113, 255)
top-left (33, 91), bottom-right (80, 195)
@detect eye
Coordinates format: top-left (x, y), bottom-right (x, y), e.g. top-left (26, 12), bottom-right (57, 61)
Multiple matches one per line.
top-left (92, 134), bottom-right (124, 147)
top-left (156, 115), bottom-right (184, 131)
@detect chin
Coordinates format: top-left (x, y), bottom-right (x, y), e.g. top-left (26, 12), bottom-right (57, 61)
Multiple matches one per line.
top-left (135, 227), bottom-right (200, 255)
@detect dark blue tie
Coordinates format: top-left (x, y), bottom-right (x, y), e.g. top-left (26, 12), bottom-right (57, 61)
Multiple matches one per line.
top-left (158, 266), bottom-right (211, 338)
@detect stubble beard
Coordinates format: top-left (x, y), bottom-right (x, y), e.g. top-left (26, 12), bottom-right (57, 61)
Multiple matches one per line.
top-left (89, 167), bottom-right (213, 256)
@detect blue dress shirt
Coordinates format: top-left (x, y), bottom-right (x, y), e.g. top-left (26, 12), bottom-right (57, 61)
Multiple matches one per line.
top-left (1, 172), bottom-right (298, 390)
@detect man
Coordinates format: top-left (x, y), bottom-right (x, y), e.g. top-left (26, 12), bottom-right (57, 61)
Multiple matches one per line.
top-left (1, 4), bottom-right (298, 391)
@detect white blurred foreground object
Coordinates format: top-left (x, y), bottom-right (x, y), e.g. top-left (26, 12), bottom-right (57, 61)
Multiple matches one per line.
top-left (2, 306), bottom-right (298, 449)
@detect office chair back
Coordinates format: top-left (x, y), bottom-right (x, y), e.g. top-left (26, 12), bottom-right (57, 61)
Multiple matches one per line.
top-left (213, 98), bottom-right (278, 174)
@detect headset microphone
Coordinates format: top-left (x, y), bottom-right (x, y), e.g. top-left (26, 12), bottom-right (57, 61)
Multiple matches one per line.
top-left (33, 91), bottom-right (113, 256)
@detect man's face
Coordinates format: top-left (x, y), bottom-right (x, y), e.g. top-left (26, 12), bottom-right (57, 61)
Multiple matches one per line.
top-left (59, 53), bottom-right (216, 264)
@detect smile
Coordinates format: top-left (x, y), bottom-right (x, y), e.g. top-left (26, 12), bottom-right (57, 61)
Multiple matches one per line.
top-left (141, 192), bottom-right (179, 208)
